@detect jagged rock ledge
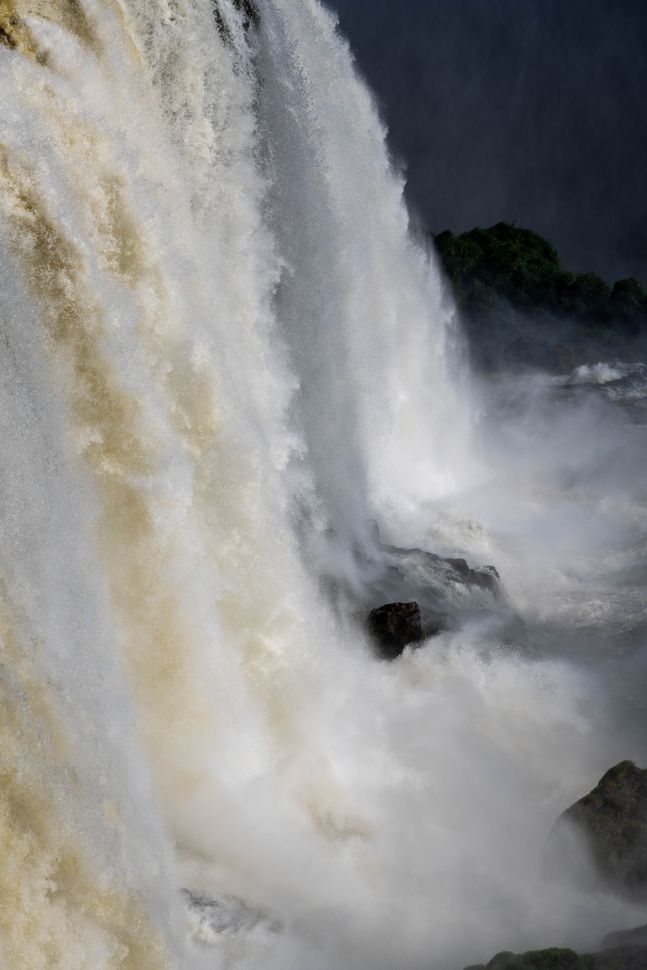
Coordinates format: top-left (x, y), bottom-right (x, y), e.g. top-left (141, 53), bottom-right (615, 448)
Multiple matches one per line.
top-left (546, 760), bottom-right (647, 901)
top-left (362, 545), bottom-right (502, 659)
top-left (466, 762), bottom-right (647, 970)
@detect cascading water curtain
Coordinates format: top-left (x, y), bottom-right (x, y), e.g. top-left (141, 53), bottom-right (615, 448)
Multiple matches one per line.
top-left (0, 3), bottom-right (635, 970)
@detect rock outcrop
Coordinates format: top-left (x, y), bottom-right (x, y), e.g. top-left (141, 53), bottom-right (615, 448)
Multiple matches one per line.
top-left (367, 601), bottom-right (425, 659)
top-left (355, 536), bottom-right (506, 658)
top-left (467, 765), bottom-right (647, 970)
top-left (549, 761), bottom-right (647, 900)
top-left (445, 556), bottom-right (499, 595)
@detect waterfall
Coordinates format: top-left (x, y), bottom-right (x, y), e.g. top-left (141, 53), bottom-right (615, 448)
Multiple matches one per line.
top-left (256, 0), bottom-right (474, 551)
top-left (0, 2), bottom-right (640, 968)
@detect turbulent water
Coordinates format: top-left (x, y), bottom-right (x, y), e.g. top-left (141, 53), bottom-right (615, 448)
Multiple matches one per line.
top-left (0, 2), bottom-right (645, 968)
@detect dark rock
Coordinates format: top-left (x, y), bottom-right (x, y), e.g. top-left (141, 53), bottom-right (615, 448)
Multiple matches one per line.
top-left (445, 557), bottom-right (500, 594)
top-left (367, 601), bottom-right (424, 659)
top-left (550, 761), bottom-right (647, 900)
top-left (320, 526), bottom-right (506, 653)
top-left (356, 540), bottom-right (507, 655)
top-left (419, 606), bottom-right (450, 637)
top-left (377, 542), bottom-right (501, 611)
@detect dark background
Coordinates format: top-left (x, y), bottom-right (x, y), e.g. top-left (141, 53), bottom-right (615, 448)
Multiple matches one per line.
top-left (324, 0), bottom-right (647, 283)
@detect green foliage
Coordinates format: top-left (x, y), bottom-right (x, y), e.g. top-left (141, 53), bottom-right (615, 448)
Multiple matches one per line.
top-left (433, 222), bottom-right (647, 370)
top-left (434, 222), bottom-right (625, 321)
top-left (612, 277), bottom-right (647, 303)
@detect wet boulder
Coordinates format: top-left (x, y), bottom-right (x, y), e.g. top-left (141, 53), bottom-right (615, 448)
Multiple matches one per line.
top-left (548, 761), bottom-right (647, 900)
top-left (367, 601), bottom-right (424, 659)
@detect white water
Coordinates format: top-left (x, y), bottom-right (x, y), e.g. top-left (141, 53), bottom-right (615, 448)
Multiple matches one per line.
top-left (0, 2), bottom-right (645, 969)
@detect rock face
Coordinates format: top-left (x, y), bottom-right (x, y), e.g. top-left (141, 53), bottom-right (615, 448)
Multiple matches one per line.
top-left (367, 601), bottom-right (425, 659)
top-left (366, 542), bottom-right (501, 623)
top-left (552, 761), bottom-right (647, 900)
top-left (326, 526), bottom-right (506, 657)
top-left (467, 766), bottom-right (647, 970)
top-left (358, 541), bottom-right (506, 658)
top-left (445, 556), bottom-right (499, 595)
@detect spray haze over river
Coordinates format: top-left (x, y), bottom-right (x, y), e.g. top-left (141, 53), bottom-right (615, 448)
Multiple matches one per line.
top-left (0, 1), bottom-right (645, 968)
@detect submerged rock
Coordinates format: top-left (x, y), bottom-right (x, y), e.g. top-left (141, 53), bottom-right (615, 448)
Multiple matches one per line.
top-left (367, 601), bottom-right (425, 659)
top-left (549, 761), bottom-right (647, 900)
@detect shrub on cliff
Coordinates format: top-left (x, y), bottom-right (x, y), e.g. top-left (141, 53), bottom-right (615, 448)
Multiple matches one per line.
top-left (433, 222), bottom-right (647, 370)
